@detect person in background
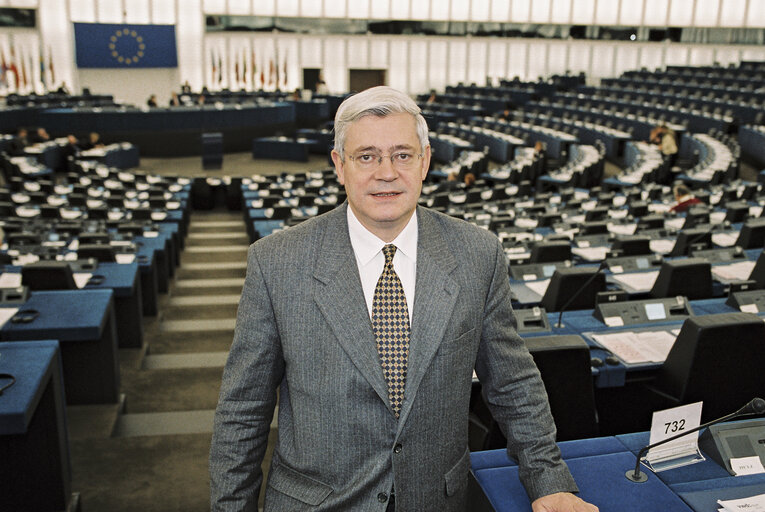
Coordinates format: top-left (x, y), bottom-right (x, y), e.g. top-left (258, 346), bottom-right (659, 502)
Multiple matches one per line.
top-left (210, 86), bottom-right (598, 512)
top-left (7, 127), bottom-right (29, 156)
top-left (181, 81), bottom-right (192, 94)
top-left (169, 92), bottom-right (181, 107)
top-left (426, 89), bottom-right (437, 104)
top-left (670, 183), bottom-right (703, 213)
top-left (77, 132), bottom-right (103, 151)
top-left (147, 94), bottom-right (158, 107)
top-left (28, 127), bottom-right (51, 144)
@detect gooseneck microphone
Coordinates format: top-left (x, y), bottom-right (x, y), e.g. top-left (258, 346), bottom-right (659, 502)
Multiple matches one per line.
top-left (625, 397), bottom-right (765, 483)
top-left (556, 261), bottom-right (607, 328)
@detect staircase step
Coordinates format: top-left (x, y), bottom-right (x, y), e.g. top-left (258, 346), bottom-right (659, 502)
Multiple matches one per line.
top-left (186, 232), bottom-right (250, 246)
top-left (176, 262), bottom-right (247, 280)
top-left (142, 351), bottom-right (229, 370)
top-left (171, 277), bottom-right (244, 296)
top-left (188, 220), bottom-right (244, 233)
top-left (162, 294), bottom-right (240, 320)
top-left (181, 245), bottom-right (249, 264)
top-left (114, 410), bottom-right (216, 437)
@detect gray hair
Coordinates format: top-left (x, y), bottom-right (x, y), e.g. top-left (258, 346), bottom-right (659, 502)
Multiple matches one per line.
top-left (333, 86), bottom-right (429, 159)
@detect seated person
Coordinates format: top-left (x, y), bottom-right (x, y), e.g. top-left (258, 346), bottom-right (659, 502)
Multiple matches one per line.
top-left (670, 183), bottom-right (703, 213)
top-left (181, 80), bottom-right (192, 94)
top-left (7, 127), bottom-right (29, 156)
top-left (28, 127), bottom-right (51, 144)
top-left (77, 132), bottom-right (104, 151)
top-left (169, 92), bottom-right (181, 107)
top-left (147, 94), bottom-right (158, 107)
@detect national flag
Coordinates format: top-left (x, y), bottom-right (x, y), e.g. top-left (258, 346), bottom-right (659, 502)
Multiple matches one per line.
top-left (40, 46), bottom-right (47, 91)
top-left (269, 58), bottom-right (275, 88)
top-left (74, 23), bottom-right (177, 68)
top-left (211, 47), bottom-right (217, 86)
top-left (9, 43), bottom-right (19, 90)
top-left (48, 46), bottom-right (55, 85)
top-left (0, 51), bottom-right (7, 89)
top-left (234, 52), bottom-right (240, 85)
top-left (251, 48), bottom-right (257, 89)
top-left (282, 54), bottom-right (288, 89)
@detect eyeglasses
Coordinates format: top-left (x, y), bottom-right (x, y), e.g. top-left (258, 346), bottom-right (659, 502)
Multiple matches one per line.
top-left (347, 151), bottom-right (423, 171)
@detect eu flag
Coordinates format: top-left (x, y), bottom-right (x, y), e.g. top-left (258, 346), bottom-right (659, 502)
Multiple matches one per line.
top-left (74, 23), bottom-right (177, 68)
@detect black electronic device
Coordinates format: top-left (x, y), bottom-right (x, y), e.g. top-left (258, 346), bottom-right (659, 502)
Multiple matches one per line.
top-left (606, 254), bottom-right (662, 273)
top-left (626, 398), bottom-right (765, 483)
top-left (650, 258), bottom-right (713, 300)
top-left (699, 418), bottom-right (765, 476)
top-left (0, 286), bottom-right (29, 304)
top-left (515, 306), bottom-right (551, 334)
top-left (668, 228), bottom-right (712, 257)
top-left (593, 296), bottom-right (693, 326)
top-left (735, 218), bottom-right (765, 249)
top-left (690, 246), bottom-right (745, 263)
top-left (548, 263), bottom-right (607, 321)
top-left (509, 261), bottom-right (570, 281)
top-left (726, 288), bottom-right (765, 313)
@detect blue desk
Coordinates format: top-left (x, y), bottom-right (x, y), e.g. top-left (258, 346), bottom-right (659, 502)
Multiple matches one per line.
top-left (471, 436), bottom-right (692, 511)
top-left (84, 262), bottom-right (143, 348)
top-left (252, 137), bottom-right (314, 161)
top-left (0, 290), bottom-right (119, 404)
top-left (0, 340), bottom-right (72, 510)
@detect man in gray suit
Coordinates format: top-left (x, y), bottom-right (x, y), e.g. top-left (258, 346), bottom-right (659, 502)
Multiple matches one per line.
top-left (210, 86), bottom-right (598, 512)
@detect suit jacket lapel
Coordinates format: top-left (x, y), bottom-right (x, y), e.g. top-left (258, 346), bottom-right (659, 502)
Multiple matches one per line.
top-left (398, 207), bottom-right (460, 426)
top-left (312, 205), bottom-right (391, 409)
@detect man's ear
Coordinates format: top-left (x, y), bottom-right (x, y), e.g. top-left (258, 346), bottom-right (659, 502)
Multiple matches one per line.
top-left (331, 149), bottom-right (345, 185)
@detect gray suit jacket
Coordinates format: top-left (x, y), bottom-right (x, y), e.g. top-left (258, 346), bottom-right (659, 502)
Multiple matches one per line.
top-left (210, 204), bottom-right (577, 511)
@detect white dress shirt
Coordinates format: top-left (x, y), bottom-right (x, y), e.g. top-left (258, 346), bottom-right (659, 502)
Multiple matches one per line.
top-left (347, 207), bottom-right (417, 323)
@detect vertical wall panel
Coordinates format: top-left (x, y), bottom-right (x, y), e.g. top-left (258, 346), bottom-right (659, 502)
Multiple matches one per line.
top-left (639, 44), bottom-right (665, 70)
top-left (719, 0), bottom-right (747, 26)
top-left (594, 0), bottom-right (618, 25)
top-left (643, 0), bottom-right (669, 25)
top-left (688, 46), bottom-right (715, 65)
top-left (490, 0), bottom-right (511, 22)
top-left (203, 0), bottom-right (226, 14)
top-left (299, 37), bottom-right (322, 68)
top-left (347, 38), bottom-right (368, 69)
top-left (619, 0), bottom-right (644, 26)
top-left (467, 39), bottom-right (488, 85)
top-left (547, 42), bottom-right (568, 75)
top-left (280, 38), bottom-right (299, 92)
top-left (38, 0), bottom-right (74, 91)
top-left (276, 0), bottom-right (299, 17)
top-left (506, 41), bottom-right (528, 79)
top-left (566, 43), bottom-right (591, 75)
top-left (526, 42), bottom-right (547, 80)
top-left (741, 47), bottom-right (765, 61)
top-left (390, 0), bottom-right (409, 19)
top-left (668, 0), bottom-right (694, 26)
top-left (151, 0), bottom-right (176, 23)
top-left (471, 0), bottom-right (492, 21)
top-left (69, 0), bottom-right (96, 22)
top-left (693, 0), bottom-right (720, 26)
top-left (664, 45), bottom-right (689, 66)
top-left (451, 0), bottom-right (470, 21)
top-left (388, 39), bottom-right (408, 91)
top-left (487, 41), bottom-right (507, 80)
top-left (714, 46), bottom-right (740, 67)
top-left (369, 38), bottom-right (389, 68)
top-left (299, 0), bottom-right (322, 17)
top-left (550, 0), bottom-right (572, 24)
top-left (409, 39), bottom-right (428, 93)
top-left (447, 39), bottom-right (467, 85)
top-left (427, 39), bottom-right (448, 92)
top-left (511, 0), bottom-right (531, 22)
top-left (227, 0), bottom-right (251, 15)
top-left (613, 44), bottom-right (639, 76)
top-left (530, 0), bottom-right (551, 23)
top-left (410, 1), bottom-right (428, 20)
top-left (570, 0), bottom-right (595, 24)
top-left (124, 0), bottom-right (151, 23)
top-left (324, 0), bottom-right (346, 17)
top-left (747, 1), bottom-right (765, 27)
top-left (589, 43), bottom-right (615, 80)
top-left (178, 0), bottom-right (203, 89)
top-left (370, 0), bottom-right (391, 19)
top-left (252, 0), bottom-right (275, 15)
top-left (348, 1), bottom-right (369, 18)
top-left (431, 0), bottom-right (450, 20)
top-left (96, 0), bottom-right (123, 22)
top-left (324, 37), bottom-right (346, 92)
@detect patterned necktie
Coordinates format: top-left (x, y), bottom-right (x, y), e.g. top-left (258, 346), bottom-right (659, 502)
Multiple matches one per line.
top-left (372, 244), bottom-right (410, 418)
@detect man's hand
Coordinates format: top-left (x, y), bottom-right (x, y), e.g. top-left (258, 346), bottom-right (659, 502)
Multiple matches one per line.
top-left (531, 492), bottom-right (598, 512)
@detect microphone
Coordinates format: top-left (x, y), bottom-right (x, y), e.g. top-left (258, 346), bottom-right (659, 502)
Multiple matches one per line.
top-left (625, 397), bottom-right (765, 483)
top-left (556, 261), bottom-right (607, 328)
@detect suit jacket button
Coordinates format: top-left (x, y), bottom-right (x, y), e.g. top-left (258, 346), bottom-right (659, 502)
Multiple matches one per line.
top-left (393, 444), bottom-right (402, 453)
top-left (377, 492), bottom-right (388, 503)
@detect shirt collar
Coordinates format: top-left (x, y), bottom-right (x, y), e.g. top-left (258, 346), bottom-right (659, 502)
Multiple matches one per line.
top-left (347, 206), bottom-right (418, 267)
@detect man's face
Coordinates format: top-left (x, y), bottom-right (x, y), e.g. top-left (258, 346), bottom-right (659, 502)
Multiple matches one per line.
top-left (332, 113), bottom-right (430, 242)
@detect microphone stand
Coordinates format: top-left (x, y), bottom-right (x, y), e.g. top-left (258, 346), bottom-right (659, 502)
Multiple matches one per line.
top-left (626, 397), bottom-right (765, 483)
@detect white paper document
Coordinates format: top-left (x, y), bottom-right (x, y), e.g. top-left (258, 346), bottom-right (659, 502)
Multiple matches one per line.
top-left (0, 307), bottom-right (19, 328)
top-left (712, 232), bottom-right (738, 247)
top-left (610, 270), bottom-right (659, 293)
top-left (590, 329), bottom-right (677, 365)
top-left (524, 279), bottom-right (551, 297)
top-left (650, 239), bottom-right (676, 255)
top-left (730, 456), bottom-right (765, 476)
top-left (646, 402), bottom-right (703, 470)
top-left (712, 260), bottom-right (756, 282)
top-left (0, 273), bottom-right (22, 288)
top-left (718, 494), bottom-right (765, 511)
top-left (571, 246), bottom-right (609, 262)
top-left (73, 273), bottom-right (93, 289)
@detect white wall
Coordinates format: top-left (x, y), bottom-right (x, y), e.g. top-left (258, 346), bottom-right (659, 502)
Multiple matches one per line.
top-left (1, 0), bottom-right (765, 101)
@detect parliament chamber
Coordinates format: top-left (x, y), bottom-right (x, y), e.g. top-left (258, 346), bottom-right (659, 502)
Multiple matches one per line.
top-left (2, 0), bottom-right (765, 510)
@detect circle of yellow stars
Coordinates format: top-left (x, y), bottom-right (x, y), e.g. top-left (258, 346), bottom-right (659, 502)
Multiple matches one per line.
top-left (109, 29), bottom-right (145, 65)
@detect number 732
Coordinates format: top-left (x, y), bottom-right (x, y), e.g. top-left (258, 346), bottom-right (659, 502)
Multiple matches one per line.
top-left (664, 419), bottom-right (686, 434)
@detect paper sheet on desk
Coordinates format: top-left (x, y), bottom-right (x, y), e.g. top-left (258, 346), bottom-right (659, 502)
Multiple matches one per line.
top-left (0, 273), bottom-right (22, 288)
top-left (73, 273), bottom-right (93, 288)
top-left (610, 270), bottom-right (659, 293)
top-left (0, 308), bottom-right (19, 328)
top-left (712, 260), bottom-right (756, 282)
top-left (590, 329), bottom-right (676, 364)
top-left (718, 494), bottom-right (765, 511)
top-left (524, 279), bottom-right (550, 297)
top-left (572, 246), bottom-right (609, 261)
top-left (650, 239), bottom-right (676, 255)
top-left (115, 254), bottom-right (136, 264)
top-left (712, 232), bottom-right (738, 247)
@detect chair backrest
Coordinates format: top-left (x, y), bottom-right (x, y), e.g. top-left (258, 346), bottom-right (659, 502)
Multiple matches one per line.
top-left (669, 228), bottom-right (712, 257)
top-left (541, 267), bottom-right (606, 312)
top-left (749, 250), bottom-right (765, 288)
top-left (21, 261), bottom-right (77, 290)
top-left (530, 241), bottom-right (571, 263)
top-left (611, 235), bottom-right (652, 256)
top-left (654, 313), bottom-right (765, 421)
top-left (735, 218), bottom-right (765, 250)
top-left (77, 244), bottom-right (116, 263)
top-left (78, 232), bottom-right (111, 245)
top-left (526, 335), bottom-right (599, 441)
top-left (650, 257), bottom-right (712, 300)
